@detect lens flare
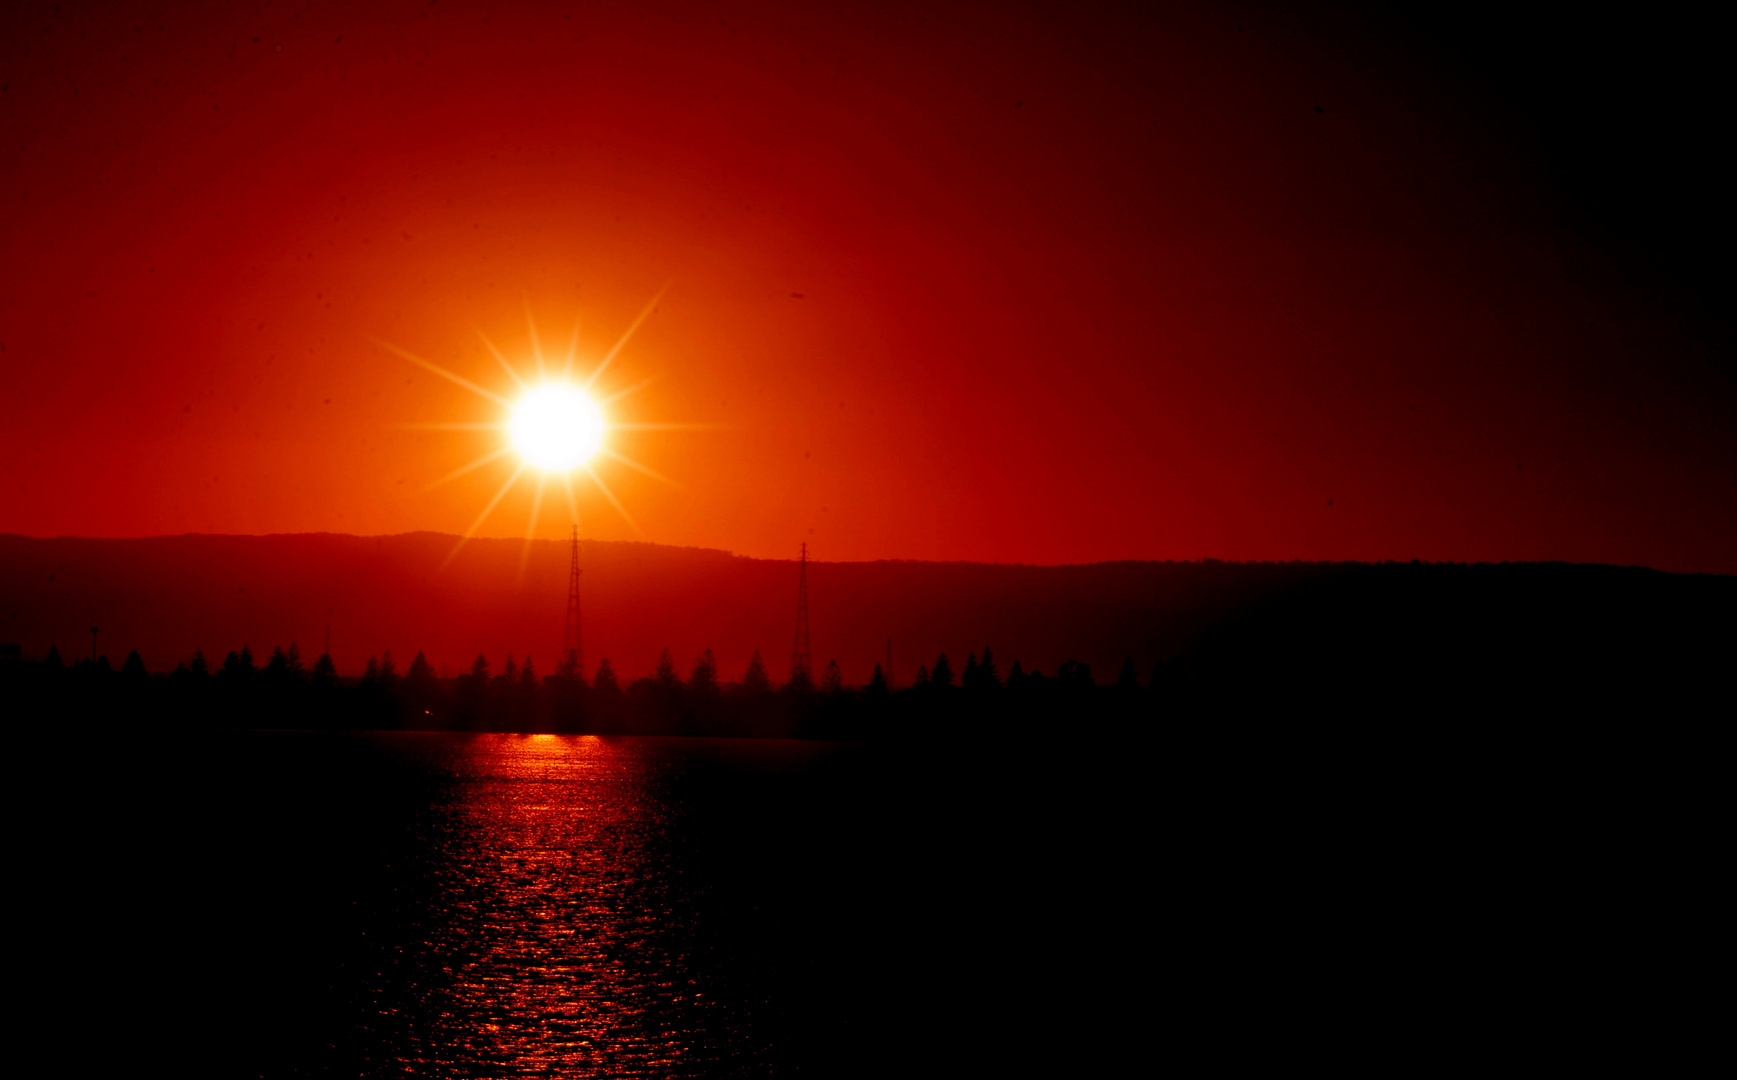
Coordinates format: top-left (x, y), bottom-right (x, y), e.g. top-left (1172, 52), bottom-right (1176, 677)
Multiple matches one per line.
top-left (380, 294), bottom-right (706, 569)
top-left (510, 384), bottom-right (604, 471)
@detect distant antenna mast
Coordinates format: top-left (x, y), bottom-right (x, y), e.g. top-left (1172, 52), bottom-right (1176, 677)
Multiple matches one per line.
top-left (563, 526), bottom-right (584, 677)
top-left (791, 542), bottom-right (812, 684)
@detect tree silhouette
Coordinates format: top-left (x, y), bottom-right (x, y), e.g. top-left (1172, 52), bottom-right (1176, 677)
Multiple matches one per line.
top-left (378, 649), bottom-right (397, 683)
top-left (690, 648), bottom-right (719, 694)
top-left (979, 647), bottom-right (1000, 688)
top-left (406, 651), bottom-right (435, 688)
top-left (121, 649), bottom-right (148, 682)
top-left (821, 659), bottom-right (843, 694)
top-left (866, 664), bottom-right (888, 695)
top-left (655, 647), bottom-right (682, 689)
top-left (554, 648), bottom-right (583, 684)
top-left (742, 650), bottom-right (771, 694)
top-left (519, 655), bottom-right (538, 689)
top-left (469, 653), bottom-right (491, 682)
top-left (188, 649), bottom-right (209, 678)
top-left (44, 644), bottom-right (63, 671)
top-left (961, 650), bottom-right (1002, 692)
top-left (219, 646), bottom-right (256, 683)
top-left (593, 657), bottom-right (620, 694)
top-left (1115, 656), bottom-right (1140, 692)
top-left (265, 645), bottom-right (301, 686)
top-left (931, 653), bottom-right (955, 689)
top-left (914, 664), bottom-right (930, 686)
top-left (310, 653), bottom-right (338, 692)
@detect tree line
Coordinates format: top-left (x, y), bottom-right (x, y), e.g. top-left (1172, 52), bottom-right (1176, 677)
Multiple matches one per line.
top-left (2, 641), bottom-right (1172, 737)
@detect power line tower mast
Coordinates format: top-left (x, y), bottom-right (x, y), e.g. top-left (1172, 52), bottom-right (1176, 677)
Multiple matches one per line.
top-left (562, 526), bottom-right (584, 678)
top-left (791, 542), bottom-right (812, 687)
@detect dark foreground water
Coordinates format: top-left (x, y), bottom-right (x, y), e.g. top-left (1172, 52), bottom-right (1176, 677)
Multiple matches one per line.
top-left (26, 732), bottom-right (1156, 1077)
top-left (17, 726), bottom-right (1718, 1075)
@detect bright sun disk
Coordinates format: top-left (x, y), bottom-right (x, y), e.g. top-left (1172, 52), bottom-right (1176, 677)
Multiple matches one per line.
top-left (510, 383), bottom-right (604, 471)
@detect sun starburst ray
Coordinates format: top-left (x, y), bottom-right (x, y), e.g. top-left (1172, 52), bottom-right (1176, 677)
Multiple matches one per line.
top-left (562, 475), bottom-right (581, 530)
top-left (563, 316), bottom-right (582, 381)
top-left (525, 302), bottom-right (547, 380)
top-left (386, 295), bottom-right (689, 560)
top-left (584, 464), bottom-right (643, 536)
top-left (425, 444), bottom-right (516, 492)
top-left (600, 446), bottom-right (680, 488)
top-left (374, 338), bottom-right (512, 406)
top-left (583, 286), bottom-right (667, 392)
top-left (599, 377), bottom-right (656, 406)
top-left (396, 422), bottom-right (506, 431)
top-left (442, 460), bottom-right (531, 568)
top-left (520, 472), bottom-right (548, 576)
top-left (476, 330), bottom-right (527, 391)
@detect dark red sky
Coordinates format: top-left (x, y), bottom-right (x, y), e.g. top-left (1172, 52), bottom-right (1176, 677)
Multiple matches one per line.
top-left (4, 1), bottom-right (1733, 572)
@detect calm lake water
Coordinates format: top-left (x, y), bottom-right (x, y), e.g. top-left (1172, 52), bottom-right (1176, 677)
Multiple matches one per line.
top-left (20, 725), bottom-right (1705, 1074)
top-left (27, 731), bottom-right (1151, 1077)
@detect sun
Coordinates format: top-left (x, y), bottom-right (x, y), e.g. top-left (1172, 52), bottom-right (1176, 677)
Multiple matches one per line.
top-left (375, 292), bottom-right (697, 567)
top-left (510, 383), bottom-right (605, 471)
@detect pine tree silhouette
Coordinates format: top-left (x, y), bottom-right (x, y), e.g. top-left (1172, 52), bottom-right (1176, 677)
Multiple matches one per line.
top-left (655, 647), bottom-right (682, 689)
top-left (931, 653), bottom-right (955, 688)
top-left (742, 650), bottom-right (771, 694)
top-left (690, 648), bottom-right (719, 694)
top-left (979, 647), bottom-right (1000, 688)
top-left (311, 653), bottom-right (338, 691)
top-left (593, 658), bottom-right (620, 694)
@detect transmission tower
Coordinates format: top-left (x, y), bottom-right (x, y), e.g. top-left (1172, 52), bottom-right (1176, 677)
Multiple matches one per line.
top-left (791, 542), bottom-right (812, 686)
top-left (562, 526), bottom-right (584, 678)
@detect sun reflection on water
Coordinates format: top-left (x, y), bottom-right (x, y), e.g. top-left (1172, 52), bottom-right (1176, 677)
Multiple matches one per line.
top-left (385, 735), bottom-right (741, 1075)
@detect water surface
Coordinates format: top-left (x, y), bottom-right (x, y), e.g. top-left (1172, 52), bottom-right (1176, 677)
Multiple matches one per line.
top-left (31, 731), bottom-right (1148, 1077)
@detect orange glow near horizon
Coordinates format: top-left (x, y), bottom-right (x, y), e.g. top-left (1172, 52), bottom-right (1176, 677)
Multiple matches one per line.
top-left (2, 3), bottom-right (1733, 574)
top-left (380, 299), bottom-right (688, 564)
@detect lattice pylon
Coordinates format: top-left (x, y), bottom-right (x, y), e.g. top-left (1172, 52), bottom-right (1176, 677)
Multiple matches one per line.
top-left (791, 542), bottom-right (812, 687)
top-left (562, 525), bottom-right (584, 679)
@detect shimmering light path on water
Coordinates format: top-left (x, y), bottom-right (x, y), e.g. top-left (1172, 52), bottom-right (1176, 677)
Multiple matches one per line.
top-left (49, 731), bottom-right (1148, 1078)
top-left (371, 735), bottom-right (746, 1074)
top-left (21, 725), bottom-right (1692, 1075)
top-left (237, 733), bottom-right (905, 1077)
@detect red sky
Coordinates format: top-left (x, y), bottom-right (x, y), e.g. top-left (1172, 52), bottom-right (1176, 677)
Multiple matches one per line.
top-left (4, 1), bottom-right (1733, 573)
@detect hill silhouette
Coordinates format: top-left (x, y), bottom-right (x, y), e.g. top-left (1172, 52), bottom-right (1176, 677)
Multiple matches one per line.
top-left (1, 533), bottom-right (1729, 712)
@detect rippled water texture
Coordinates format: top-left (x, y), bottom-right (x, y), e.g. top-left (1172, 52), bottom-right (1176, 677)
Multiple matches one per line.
top-left (39, 732), bottom-right (1148, 1078)
top-left (354, 736), bottom-right (771, 1074)
top-left (23, 724), bottom-right (1706, 1074)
